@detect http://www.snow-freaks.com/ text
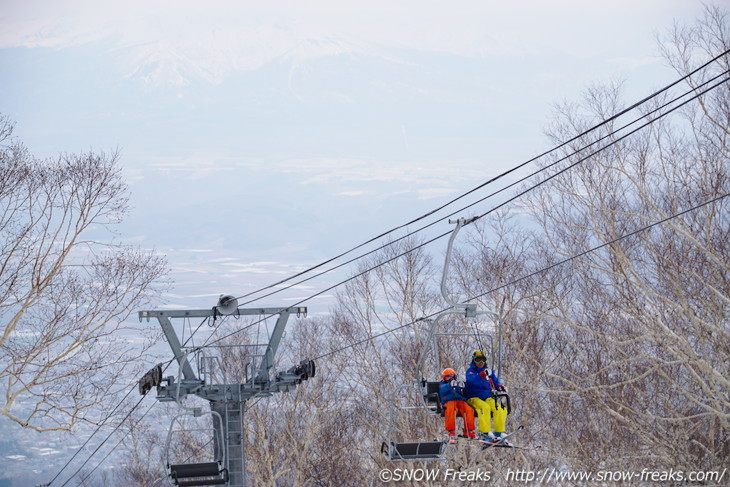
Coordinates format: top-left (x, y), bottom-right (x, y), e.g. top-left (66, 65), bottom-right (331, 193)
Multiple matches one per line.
top-left (378, 467), bottom-right (727, 484)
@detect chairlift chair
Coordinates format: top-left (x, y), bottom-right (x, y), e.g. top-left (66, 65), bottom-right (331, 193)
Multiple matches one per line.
top-left (380, 219), bottom-right (513, 460)
top-left (380, 383), bottom-right (450, 461)
top-left (381, 440), bottom-right (449, 461)
top-left (165, 408), bottom-right (228, 486)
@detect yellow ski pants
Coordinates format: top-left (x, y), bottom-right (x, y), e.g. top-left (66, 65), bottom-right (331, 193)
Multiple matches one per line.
top-left (467, 397), bottom-right (507, 434)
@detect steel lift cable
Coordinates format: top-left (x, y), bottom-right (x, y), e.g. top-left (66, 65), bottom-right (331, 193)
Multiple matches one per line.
top-left (49, 52), bottom-right (729, 485)
top-left (227, 49), bottom-right (729, 305)
top-left (206, 73), bottom-right (729, 349)
top-left (228, 67), bottom-right (730, 309)
top-left (64, 70), bottom-right (730, 483)
top-left (310, 192), bottom-right (729, 363)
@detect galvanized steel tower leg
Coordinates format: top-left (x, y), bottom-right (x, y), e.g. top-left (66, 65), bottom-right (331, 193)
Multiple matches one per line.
top-left (212, 401), bottom-right (245, 487)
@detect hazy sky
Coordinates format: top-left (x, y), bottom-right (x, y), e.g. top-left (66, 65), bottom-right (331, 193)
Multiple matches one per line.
top-left (0, 1), bottom-right (702, 55)
top-left (1, 1), bottom-right (723, 483)
top-left (0, 0), bottom-right (713, 309)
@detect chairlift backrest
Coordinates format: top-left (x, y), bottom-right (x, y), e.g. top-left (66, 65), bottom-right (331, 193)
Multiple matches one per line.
top-left (422, 380), bottom-right (443, 415)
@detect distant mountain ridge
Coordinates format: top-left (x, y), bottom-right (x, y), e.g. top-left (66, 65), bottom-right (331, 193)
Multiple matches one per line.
top-left (113, 35), bottom-right (403, 88)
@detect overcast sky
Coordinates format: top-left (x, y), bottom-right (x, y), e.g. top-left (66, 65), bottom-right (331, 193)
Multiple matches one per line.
top-left (0, 1), bottom-right (715, 307)
top-left (2, 0), bottom-right (724, 483)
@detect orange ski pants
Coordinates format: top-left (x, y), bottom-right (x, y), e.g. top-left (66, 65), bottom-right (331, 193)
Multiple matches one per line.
top-left (443, 400), bottom-right (475, 433)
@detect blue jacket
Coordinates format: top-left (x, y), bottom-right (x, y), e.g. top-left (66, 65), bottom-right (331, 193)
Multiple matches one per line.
top-left (439, 380), bottom-right (467, 405)
top-left (464, 363), bottom-right (502, 400)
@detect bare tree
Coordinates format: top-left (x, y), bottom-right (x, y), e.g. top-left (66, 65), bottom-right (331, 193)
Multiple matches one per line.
top-left (513, 4), bottom-right (729, 474)
top-left (110, 7), bottom-right (728, 484)
top-left (0, 114), bottom-right (167, 432)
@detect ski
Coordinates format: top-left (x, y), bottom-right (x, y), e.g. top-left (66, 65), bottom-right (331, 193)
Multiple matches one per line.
top-left (480, 425), bottom-right (525, 450)
top-left (449, 425), bottom-right (540, 451)
top-left (496, 444), bottom-right (542, 451)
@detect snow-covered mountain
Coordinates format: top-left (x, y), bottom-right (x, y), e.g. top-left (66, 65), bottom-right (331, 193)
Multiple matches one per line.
top-left (112, 34), bottom-right (402, 88)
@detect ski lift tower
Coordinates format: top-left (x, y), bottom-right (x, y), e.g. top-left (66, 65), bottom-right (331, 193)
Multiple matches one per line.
top-left (138, 296), bottom-right (315, 487)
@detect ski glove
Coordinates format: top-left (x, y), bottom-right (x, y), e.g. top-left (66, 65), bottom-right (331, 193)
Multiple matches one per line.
top-left (478, 371), bottom-right (487, 379)
top-left (497, 385), bottom-right (506, 392)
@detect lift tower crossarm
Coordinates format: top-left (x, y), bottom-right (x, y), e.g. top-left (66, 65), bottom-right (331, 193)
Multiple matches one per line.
top-left (138, 306), bottom-right (307, 387)
top-left (138, 307), bottom-right (304, 320)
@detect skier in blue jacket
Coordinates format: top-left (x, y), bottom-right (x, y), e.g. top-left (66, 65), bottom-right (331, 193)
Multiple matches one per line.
top-left (438, 368), bottom-right (476, 443)
top-left (464, 350), bottom-right (509, 444)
